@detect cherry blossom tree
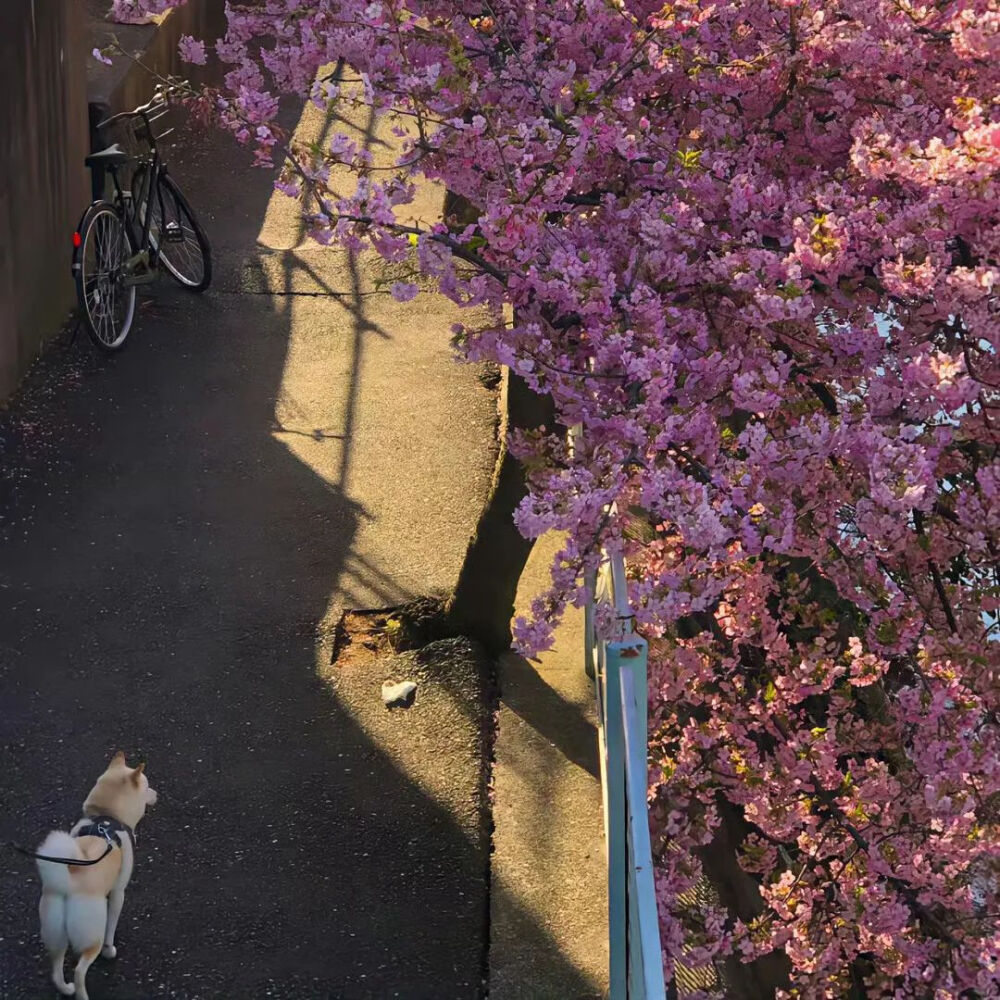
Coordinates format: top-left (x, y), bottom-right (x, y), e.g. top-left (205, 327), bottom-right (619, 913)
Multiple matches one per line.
top-left (119, 0), bottom-right (1000, 994)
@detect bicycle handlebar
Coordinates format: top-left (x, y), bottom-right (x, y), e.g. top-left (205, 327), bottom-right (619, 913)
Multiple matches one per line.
top-left (96, 90), bottom-right (172, 131)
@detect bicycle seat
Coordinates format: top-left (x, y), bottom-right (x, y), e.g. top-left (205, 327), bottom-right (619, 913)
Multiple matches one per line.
top-left (85, 143), bottom-right (129, 168)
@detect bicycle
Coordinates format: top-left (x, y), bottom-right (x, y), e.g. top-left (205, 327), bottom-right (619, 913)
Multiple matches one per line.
top-left (72, 86), bottom-right (212, 351)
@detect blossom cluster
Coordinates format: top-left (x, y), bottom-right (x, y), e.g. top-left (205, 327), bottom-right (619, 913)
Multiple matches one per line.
top-left (143, 1), bottom-right (1000, 994)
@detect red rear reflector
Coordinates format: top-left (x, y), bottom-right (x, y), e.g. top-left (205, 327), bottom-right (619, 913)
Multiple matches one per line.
top-left (72, 232), bottom-right (82, 248)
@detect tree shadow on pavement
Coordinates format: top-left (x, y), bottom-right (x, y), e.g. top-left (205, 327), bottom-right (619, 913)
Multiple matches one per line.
top-left (500, 652), bottom-right (599, 780)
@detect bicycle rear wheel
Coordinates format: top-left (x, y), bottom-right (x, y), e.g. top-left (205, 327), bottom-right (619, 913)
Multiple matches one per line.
top-left (75, 202), bottom-right (136, 352)
top-left (145, 171), bottom-right (212, 291)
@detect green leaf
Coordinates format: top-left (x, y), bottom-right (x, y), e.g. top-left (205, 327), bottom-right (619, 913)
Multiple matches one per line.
top-left (675, 148), bottom-right (702, 170)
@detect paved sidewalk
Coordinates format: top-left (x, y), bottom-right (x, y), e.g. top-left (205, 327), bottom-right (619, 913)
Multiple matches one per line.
top-left (0, 94), bottom-right (505, 997)
top-left (490, 535), bottom-right (609, 998)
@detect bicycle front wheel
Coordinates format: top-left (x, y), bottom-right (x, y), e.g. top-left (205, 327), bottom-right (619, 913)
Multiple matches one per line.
top-left (147, 172), bottom-right (212, 292)
top-left (76, 202), bottom-right (137, 352)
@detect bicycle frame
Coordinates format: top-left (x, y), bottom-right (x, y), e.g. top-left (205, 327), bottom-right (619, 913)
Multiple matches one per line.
top-left (94, 100), bottom-right (174, 280)
top-left (117, 149), bottom-right (161, 266)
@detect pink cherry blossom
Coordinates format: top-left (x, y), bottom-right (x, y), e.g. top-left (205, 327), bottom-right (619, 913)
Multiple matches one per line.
top-left (390, 281), bottom-right (419, 303)
top-left (177, 35), bottom-right (207, 66)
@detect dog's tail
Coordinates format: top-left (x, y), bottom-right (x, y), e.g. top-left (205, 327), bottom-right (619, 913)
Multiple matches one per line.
top-left (35, 832), bottom-right (81, 896)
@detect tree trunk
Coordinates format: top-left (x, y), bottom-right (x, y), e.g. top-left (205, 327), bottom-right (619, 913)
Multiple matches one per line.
top-left (695, 796), bottom-right (791, 997)
top-left (445, 368), bottom-right (555, 654)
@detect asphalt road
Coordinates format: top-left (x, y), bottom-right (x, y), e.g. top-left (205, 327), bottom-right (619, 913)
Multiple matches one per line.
top-left (0, 94), bottom-right (498, 999)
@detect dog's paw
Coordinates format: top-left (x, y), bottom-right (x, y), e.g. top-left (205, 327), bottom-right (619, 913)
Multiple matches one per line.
top-left (53, 981), bottom-right (74, 996)
top-left (100, 944), bottom-right (117, 960)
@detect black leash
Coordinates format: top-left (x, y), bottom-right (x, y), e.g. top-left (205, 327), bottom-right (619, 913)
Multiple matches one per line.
top-left (10, 841), bottom-right (114, 866)
top-left (10, 815), bottom-right (134, 867)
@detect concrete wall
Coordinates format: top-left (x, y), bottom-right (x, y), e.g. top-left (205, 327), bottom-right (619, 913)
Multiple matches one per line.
top-left (0, 0), bottom-right (90, 400)
top-left (0, 0), bottom-right (227, 401)
top-left (87, 1), bottom-right (227, 201)
top-left (88, 0), bottom-right (227, 122)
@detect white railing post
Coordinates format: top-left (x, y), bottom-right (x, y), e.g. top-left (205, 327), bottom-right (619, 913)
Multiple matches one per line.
top-left (576, 423), bottom-right (665, 999)
top-left (621, 661), bottom-right (665, 1000)
top-left (604, 638), bottom-right (629, 998)
top-left (587, 545), bottom-right (666, 1000)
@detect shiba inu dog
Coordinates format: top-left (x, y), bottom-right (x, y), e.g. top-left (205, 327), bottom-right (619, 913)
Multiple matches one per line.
top-left (33, 752), bottom-right (157, 999)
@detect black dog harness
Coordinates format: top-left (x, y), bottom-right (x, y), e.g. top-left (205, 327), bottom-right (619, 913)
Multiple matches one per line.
top-left (76, 815), bottom-right (136, 854)
top-left (11, 815), bottom-right (135, 867)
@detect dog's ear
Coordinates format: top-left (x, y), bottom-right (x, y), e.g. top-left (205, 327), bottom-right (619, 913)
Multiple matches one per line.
top-left (131, 762), bottom-right (145, 785)
top-left (111, 750), bottom-right (126, 765)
